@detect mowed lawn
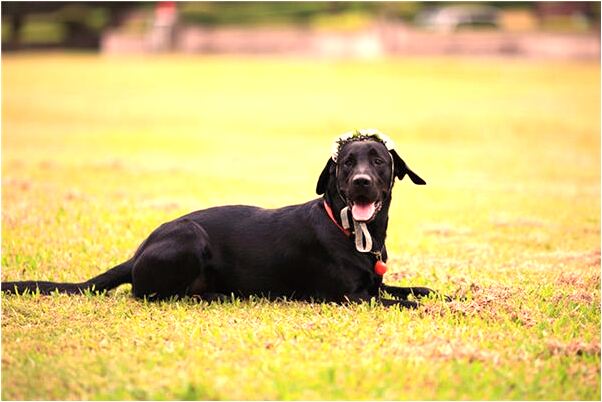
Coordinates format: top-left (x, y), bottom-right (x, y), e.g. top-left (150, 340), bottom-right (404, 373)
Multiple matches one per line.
top-left (1, 54), bottom-right (600, 400)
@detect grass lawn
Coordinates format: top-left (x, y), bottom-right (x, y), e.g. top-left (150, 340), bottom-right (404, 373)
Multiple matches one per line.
top-left (1, 53), bottom-right (600, 400)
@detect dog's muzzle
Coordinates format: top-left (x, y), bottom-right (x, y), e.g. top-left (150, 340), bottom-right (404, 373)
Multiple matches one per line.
top-left (346, 174), bottom-right (382, 222)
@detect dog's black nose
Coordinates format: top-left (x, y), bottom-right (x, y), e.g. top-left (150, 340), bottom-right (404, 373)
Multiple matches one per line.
top-left (352, 174), bottom-right (372, 188)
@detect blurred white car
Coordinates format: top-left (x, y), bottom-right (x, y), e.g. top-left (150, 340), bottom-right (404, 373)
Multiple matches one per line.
top-left (415, 5), bottom-right (500, 32)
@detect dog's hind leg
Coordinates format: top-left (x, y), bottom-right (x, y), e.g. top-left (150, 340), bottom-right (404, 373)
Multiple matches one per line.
top-left (130, 219), bottom-right (214, 301)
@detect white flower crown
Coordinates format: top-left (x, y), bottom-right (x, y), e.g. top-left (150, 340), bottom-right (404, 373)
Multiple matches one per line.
top-left (330, 128), bottom-right (396, 162)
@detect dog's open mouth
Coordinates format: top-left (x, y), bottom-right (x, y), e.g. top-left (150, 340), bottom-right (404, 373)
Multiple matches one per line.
top-left (350, 198), bottom-right (382, 222)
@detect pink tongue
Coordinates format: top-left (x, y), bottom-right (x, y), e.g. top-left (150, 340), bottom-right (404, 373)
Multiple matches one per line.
top-left (351, 203), bottom-right (376, 221)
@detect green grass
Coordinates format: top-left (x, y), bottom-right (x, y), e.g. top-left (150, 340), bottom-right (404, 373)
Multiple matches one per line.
top-left (2, 54), bottom-right (600, 400)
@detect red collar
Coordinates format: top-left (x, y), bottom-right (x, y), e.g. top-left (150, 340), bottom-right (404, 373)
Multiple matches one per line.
top-left (323, 200), bottom-right (351, 237)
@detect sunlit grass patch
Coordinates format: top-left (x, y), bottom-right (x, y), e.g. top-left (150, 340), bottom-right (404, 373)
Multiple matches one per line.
top-left (2, 54), bottom-right (600, 400)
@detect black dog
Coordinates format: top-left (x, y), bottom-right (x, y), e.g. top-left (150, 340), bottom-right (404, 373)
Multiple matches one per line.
top-left (2, 130), bottom-right (440, 308)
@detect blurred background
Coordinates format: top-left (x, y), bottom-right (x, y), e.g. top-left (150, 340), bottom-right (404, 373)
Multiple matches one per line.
top-left (2, 1), bottom-right (600, 59)
top-left (1, 1), bottom-right (600, 271)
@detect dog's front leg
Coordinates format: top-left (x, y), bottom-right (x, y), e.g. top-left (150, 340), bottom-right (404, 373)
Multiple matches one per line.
top-left (379, 298), bottom-right (419, 309)
top-left (380, 284), bottom-right (450, 302)
top-left (343, 292), bottom-right (418, 309)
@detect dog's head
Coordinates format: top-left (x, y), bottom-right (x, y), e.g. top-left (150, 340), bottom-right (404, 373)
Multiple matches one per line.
top-left (316, 129), bottom-right (425, 222)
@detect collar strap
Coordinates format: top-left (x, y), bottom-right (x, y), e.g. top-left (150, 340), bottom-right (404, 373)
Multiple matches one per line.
top-left (323, 200), bottom-right (351, 237)
top-left (323, 199), bottom-right (385, 275)
top-left (323, 200), bottom-right (374, 253)
top-left (342, 207), bottom-right (373, 253)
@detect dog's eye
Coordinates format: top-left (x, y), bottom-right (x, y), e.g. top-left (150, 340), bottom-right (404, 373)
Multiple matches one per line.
top-left (344, 159), bottom-right (354, 167)
top-left (373, 158), bottom-right (384, 166)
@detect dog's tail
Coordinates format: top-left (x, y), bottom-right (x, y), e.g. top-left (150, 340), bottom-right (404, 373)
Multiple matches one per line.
top-left (1, 259), bottom-right (134, 295)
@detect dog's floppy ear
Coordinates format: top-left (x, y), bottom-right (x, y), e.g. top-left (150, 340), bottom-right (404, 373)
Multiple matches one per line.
top-left (316, 159), bottom-right (335, 195)
top-left (390, 149), bottom-right (426, 185)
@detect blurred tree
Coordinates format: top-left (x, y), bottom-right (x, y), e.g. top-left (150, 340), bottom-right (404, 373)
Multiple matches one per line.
top-left (2, 2), bottom-right (142, 49)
